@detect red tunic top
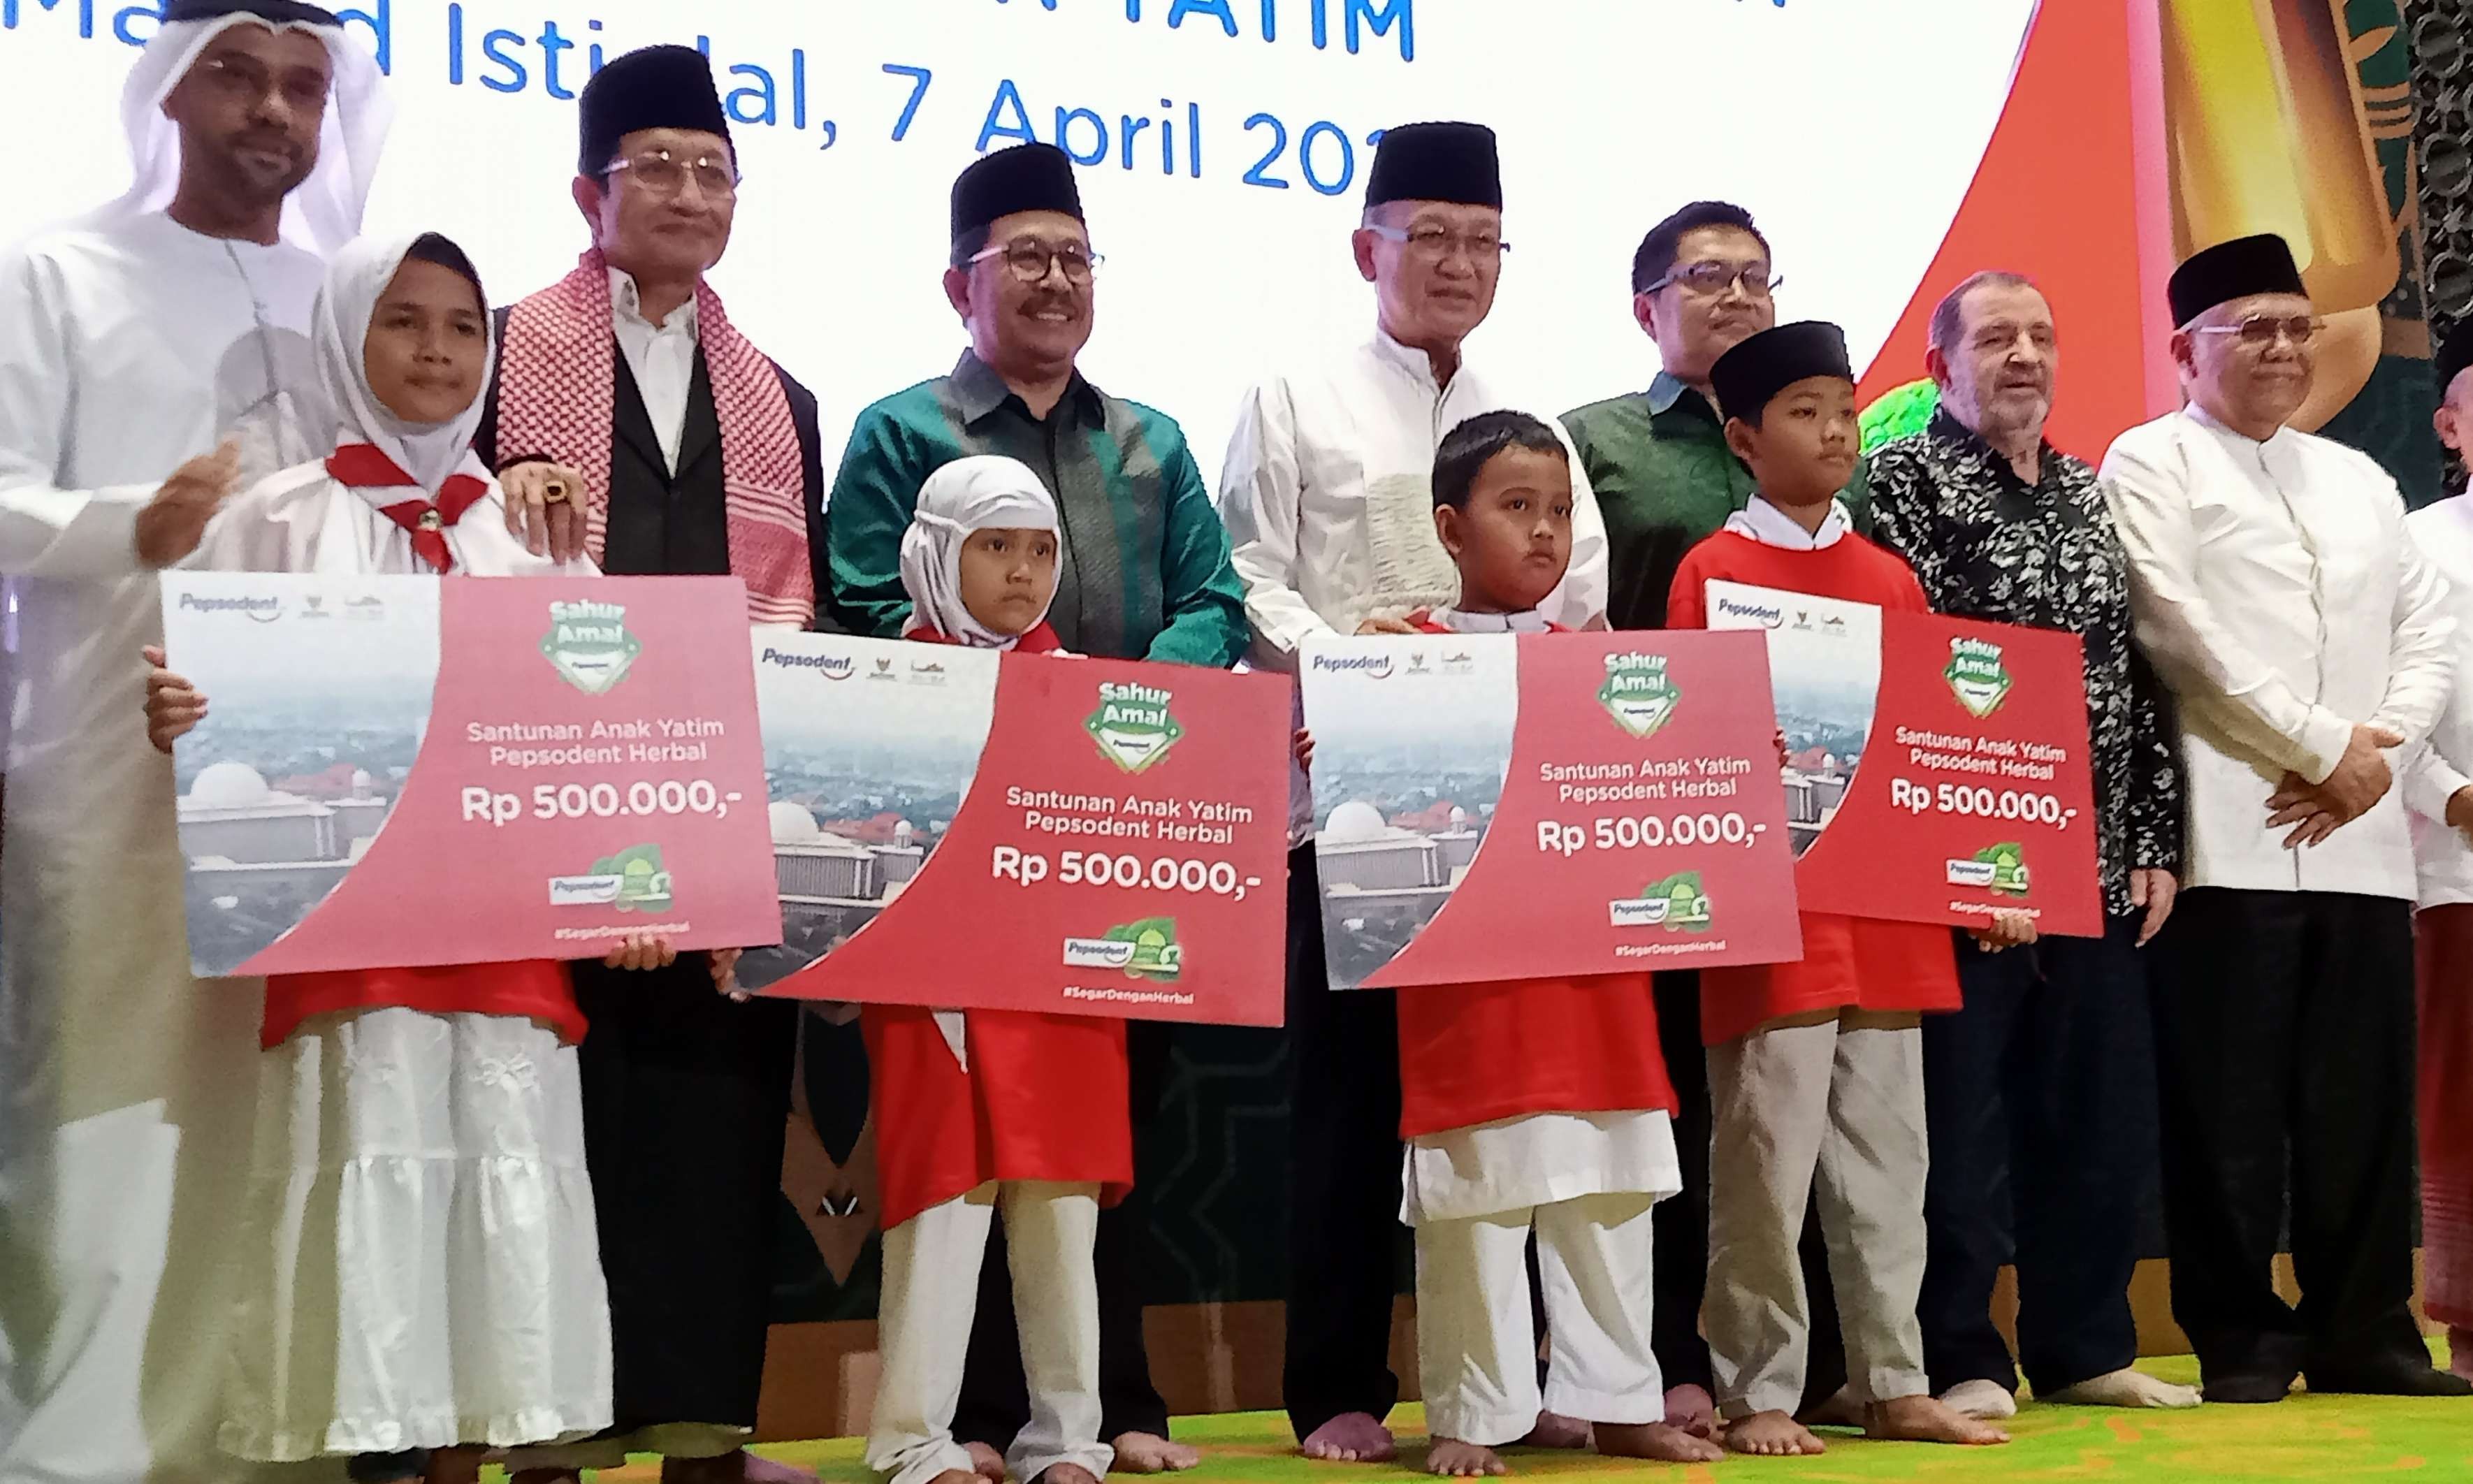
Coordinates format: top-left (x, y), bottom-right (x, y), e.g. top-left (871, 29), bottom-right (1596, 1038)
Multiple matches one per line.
top-left (1667, 527), bottom-right (1961, 1045)
top-left (864, 621), bottom-right (1133, 1228)
top-left (264, 961), bottom-right (582, 1049)
top-left (1388, 612), bottom-right (1680, 1137)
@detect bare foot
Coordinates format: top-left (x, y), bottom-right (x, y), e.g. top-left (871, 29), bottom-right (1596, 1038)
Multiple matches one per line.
top-left (1512, 1412), bottom-right (1589, 1450)
top-left (1300, 1413), bottom-right (1396, 1464)
top-left (1423, 1439), bottom-right (1504, 1478)
top-left (509, 1471), bottom-right (581, 1484)
top-left (1036, 1466), bottom-right (1102, 1484)
top-left (1594, 1421), bottom-right (1723, 1464)
top-left (1865, 1395), bottom-right (2009, 1446)
top-left (2045, 1367), bottom-right (2200, 1410)
top-left (1724, 1410), bottom-right (1826, 1457)
top-left (739, 1453), bottom-right (820, 1484)
top-left (2453, 1327), bottom-right (2473, 1383)
top-left (1112, 1432), bottom-right (1201, 1473)
top-left (1938, 1378), bottom-right (2019, 1420)
top-left (1661, 1383), bottom-right (1716, 1439)
top-left (423, 1450), bottom-right (487, 1484)
top-left (967, 1442), bottom-right (1008, 1482)
top-left (929, 1472), bottom-right (982, 1484)
top-left (1798, 1385), bottom-right (1863, 1428)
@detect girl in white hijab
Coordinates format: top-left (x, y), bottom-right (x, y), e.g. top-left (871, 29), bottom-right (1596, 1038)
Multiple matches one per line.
top-left (146, 232), bottom-right (620, 1484)
top-left (864, 454), bottom-right (1134, 1484)
top-left (181, 229), bottom-right (596, 577)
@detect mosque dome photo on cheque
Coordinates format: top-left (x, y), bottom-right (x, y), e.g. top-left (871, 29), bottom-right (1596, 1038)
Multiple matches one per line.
top-left (1323, 799), bottom-right (1393, 843)
top-left (770, 800), bottom-right (825, 845)
top-left (189, 760), bottom-right (273, 808)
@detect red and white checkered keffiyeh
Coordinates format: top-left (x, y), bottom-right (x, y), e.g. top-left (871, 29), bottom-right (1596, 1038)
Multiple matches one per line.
top-left (496, 248), bottom-right (813, 627)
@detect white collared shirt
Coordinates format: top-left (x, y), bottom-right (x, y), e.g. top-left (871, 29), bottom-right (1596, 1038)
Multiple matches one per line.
top-left (1219, 326), bottom-right (1609, 667)
top-left (2101, 405), bottom-right (2456, 899)
top-left (2403, 495), bottom-right (2473, 908)
top-left (609, 267), bottom-right (699, 474)
top-left (1424, 606), bottom-right (1551, 633)
top-left (1723, 494), bottom-right (1854, 551)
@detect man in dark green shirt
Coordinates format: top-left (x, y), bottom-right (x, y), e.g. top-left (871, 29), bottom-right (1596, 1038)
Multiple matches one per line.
top-left (823, 140), bottom-right (1242, 1479)
top-left (826, 144), bottom-right (1245, 668)
top-left (1562, 201), bottom-right (1871, 631)
top-left (1558, 201), bottom-right (1864, 1435)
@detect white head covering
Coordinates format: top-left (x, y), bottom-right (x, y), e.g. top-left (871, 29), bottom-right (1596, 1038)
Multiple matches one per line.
top-left (314, 230), bottom-right (493, 493)
top-left (899, 455), bottom-right (1061, 648)
top-left (93, 1), bottom-right (391, 259)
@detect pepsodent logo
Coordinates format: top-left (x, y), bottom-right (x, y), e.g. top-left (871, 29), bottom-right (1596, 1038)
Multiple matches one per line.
top-left (761, 647), bottom-right (856, 681)
top-left (1610, 871), bottom-right (1713, 932)
top-left (1087, 680), bottom-right (1184, 773)
top-left (1599, 651), bottom-right (1681, 738)
top-left (177, 591), bottom-right (284, 623)
top-left (1064, 917), bottom-right (1183, 980)
top-left (1945, 636), bottom-right (2014, 718)
top-left (542, 599), bottom-right (644, 694)
top-left (1713, 594), bottom-right (1785, 629)
top-left (1310, 652), bottom-right (1395, 680)
top-left (1945, 842), bottom-right (2030, 896)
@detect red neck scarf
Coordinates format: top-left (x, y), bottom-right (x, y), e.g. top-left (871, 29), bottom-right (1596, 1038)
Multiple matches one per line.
top-left (326, 442), bottom-right (491, 574)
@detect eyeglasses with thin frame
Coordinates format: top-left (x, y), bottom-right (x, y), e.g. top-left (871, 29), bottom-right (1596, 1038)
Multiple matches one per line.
top-left (2190, 314), bottom-right (2322, 347)
top-left (969, 239), bottom-right (1105, 284)
top-left (1644, 261), bottom-right (1782, 299)
top-left (1367, 224), bottom-right (1511, 263)
top-left (200, 52), bottom-right (331, 114)
top-left (605, 148), bottom-right (741, 200)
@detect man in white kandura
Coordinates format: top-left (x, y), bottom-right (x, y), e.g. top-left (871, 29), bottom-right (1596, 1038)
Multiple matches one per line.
top-left (0, 4), bottom-right (387, 1481)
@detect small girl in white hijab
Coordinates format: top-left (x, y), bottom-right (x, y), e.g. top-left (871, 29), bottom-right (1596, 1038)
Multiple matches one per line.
top-left (145, 231), bottom-right (627, 1484)
top-left (864, 456), bottom-right (1133, 1484)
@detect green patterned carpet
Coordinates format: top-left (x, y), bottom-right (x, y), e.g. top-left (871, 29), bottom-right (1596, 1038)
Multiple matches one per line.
top-left (581, 1351), bottom-right (2473, 1484)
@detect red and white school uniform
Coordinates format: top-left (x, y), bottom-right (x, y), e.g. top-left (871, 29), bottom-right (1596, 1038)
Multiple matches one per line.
top-left (865, 622), bottom-right (1131, 1484)
top-left (195, 436), bottom-right (614, 1462)
top-left (1388, 607), bottom-right (1685, 1443)
top-left (1666, 497), bottom-right (1948, 1420)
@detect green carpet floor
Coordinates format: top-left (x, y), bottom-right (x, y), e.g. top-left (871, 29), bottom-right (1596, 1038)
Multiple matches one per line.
top-left (592, 1351), bottom-right (2473, 1483)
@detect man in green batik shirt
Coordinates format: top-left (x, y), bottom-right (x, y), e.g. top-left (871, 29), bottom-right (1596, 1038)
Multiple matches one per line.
top-left (1561, 200), bottom-right (1872, 631)
top-left (1557, 199), bottom-right (1869, 1439)
top-left (822, 139), bottom-right (1241, 1481)
top-left (826, 141), bottom-right (1245, 669)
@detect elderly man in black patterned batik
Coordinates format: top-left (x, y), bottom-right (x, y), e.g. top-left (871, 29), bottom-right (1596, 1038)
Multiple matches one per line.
top-left (1867, 271), bottom-right (2196, 1420)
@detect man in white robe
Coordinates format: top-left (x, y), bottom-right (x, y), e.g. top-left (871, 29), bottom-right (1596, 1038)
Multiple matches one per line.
top-left (2102, 233), bottom-right (2469, 1403)
top-left (0, 5), bottom-right (387, 1481)
top-left (1215, 120), bottom-right (1607, 1466)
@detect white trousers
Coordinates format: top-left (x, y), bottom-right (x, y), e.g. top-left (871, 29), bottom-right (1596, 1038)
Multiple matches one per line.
top-left (866, 1181), bottom-right (1110, 1484)
top-left (1705, 1015), bottom-right (1930, 1418)
top-left (1413, 1191), bottom-right (1664, 1446)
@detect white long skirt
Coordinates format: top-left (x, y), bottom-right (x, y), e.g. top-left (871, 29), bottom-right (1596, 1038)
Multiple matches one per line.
top-left (218, 1007), bottom-right (614, 1462)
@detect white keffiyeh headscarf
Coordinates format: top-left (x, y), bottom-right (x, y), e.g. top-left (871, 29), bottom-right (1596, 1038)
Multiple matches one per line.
top-left (899, 455), bottom-right (1061, 648)
top-left (94, 1), bottom-right (391, 260)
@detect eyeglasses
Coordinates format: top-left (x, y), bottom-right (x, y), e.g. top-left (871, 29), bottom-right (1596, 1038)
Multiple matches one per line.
top-left (969, 240), bottom-right (1104, 284)
top-left (606, 149), bottom-right (740, 200)
top-left (198, 53), bottom-right (331, 114)
top-left (2191, 314), bottom-right (2322, 347)
top-left (1645, 261), bottom-right (1782, 298)
top-left (1367, 225), bottom-right (1511, 262)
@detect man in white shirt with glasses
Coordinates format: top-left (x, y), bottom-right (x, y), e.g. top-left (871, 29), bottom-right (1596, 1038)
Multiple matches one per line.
top-left (2102, 231), bottom-right (2469, 1406)
top-left (1217, 118), bottom-right (1607, 1466)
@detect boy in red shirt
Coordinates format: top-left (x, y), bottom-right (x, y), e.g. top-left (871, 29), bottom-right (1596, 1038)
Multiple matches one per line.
top-left (1305, 412), bottom-right (1719, 1476)
top-left (1667, 323), bottom-right (2020, 1457)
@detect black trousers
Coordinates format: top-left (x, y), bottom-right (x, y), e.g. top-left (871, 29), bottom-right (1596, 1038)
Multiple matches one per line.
top-left (1282, 845), bottom-right (1407, 1439)
top-left (572, 957), bottom-right (796, 1434)
top-left (1653, 973), bottom-right (1848, 1409)
top-left (2150, 888), bottom-right (2425, 1383)
top-left (1919, 914), bottom-right (2158, 1395)
top-left (955, 1021), bottom-right (1174, 1446)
